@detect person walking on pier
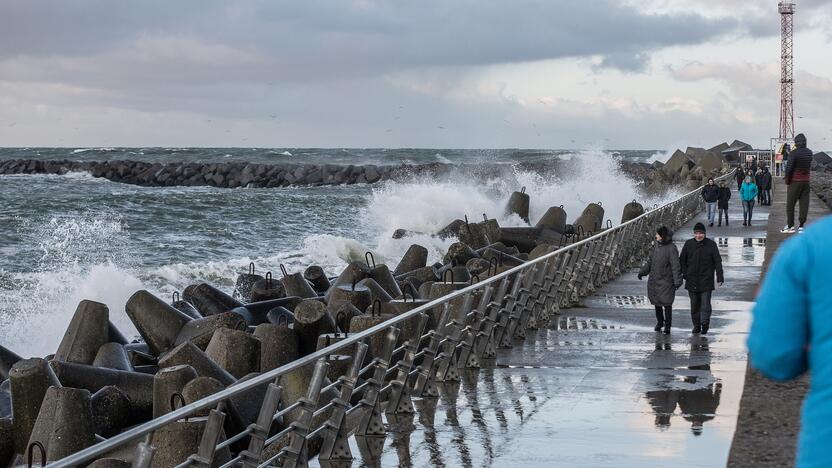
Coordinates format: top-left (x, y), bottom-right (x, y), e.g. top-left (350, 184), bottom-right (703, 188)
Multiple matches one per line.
top-left (735, 166), bottom-right (744, 191)
top-left (717, 180), bottom-right (731, 226)
top-left (679, 223), bottom-right (723, 335)
top-left (782, 133), bottom-right (813, 234)
top-left (748, 215), bottom-right (832, 467)
top-left (638, 226), bottom-right (683, 334)
top-left (702, 178), bottom-right (719, 227)
top-left (760, 166), bottom-right (773, 206)
top-left (740, 173), bottom-right (758, 226)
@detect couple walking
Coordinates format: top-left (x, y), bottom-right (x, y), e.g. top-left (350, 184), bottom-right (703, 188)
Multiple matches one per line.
top-left (638, 223), bottom-right (724, 335)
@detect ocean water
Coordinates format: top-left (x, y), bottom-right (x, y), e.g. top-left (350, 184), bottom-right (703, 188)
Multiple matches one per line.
top-left (0, 147), bottom-right (675, 357)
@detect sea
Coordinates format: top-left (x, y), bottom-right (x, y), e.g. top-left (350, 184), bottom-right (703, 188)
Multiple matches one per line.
top-left (0, 147), bottom-right (676, 357)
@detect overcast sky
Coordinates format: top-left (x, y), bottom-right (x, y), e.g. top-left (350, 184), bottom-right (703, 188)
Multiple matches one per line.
top-left (0, 0), bottom-right (830, 150)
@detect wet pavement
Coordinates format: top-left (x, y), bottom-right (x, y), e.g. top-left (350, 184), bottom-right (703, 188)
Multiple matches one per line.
top-left (320, 193), bottom-right (769, 468)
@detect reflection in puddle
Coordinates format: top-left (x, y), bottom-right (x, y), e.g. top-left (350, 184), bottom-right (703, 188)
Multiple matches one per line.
top-left (645, 337), bottom-right (723, 436)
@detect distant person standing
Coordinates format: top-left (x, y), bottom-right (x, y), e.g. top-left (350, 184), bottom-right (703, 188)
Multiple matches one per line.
top-left (717, 180), bottom-right (731, 226)
top-left (748, 215), bottom-right (832, 467)
top-left (760, 166), bottom-right (773, 206)
top-left (740, 173), bottom-right (758, 226)
top-left (638, 226), bottom-right (683, 335)
top-left (701, 178), bottom-right (719, 227)
top-left (679, 223), bottom-right (724, 335)
top-left (735, 166), bottom-right (744, 191)
top-left (755, 167), bottom-right (766, 204)
top-left (782, 133), bottom-right (813, 233)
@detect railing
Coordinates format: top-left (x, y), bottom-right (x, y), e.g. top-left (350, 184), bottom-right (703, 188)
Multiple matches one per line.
top-left (49, 173), bottom-right (731, 468)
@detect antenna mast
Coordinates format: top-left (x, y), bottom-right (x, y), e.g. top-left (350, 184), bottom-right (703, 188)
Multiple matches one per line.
top-left (779, 1), bottom-right (796, 141)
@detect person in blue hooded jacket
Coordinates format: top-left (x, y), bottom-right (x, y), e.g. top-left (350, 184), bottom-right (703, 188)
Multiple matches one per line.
top-left (739, 173), bottom-right (758, 226)
top-left (748, 215), bottom-right (832, 468)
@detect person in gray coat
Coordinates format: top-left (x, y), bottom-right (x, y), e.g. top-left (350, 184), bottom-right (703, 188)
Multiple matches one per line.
top-left (638, 226), bottom-right (683, 334)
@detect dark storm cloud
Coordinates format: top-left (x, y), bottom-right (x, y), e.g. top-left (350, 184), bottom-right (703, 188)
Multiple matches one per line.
top-left (0, 0), bottom-right (746, 82)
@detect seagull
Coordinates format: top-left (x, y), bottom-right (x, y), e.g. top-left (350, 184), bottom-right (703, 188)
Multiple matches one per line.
top-left (503, 119), bottom-right (511, 126)
top-left (398, 105), bottom-right (405, 109)
top-left (385, 129), bottom-right (393, 133)
top-left (538, 99), bottom-right (547, 105)
top-left (8, 122), bottom-right (16, 127)
top-left (269, 115), bottom-right (277, 119)
top-left (437, 126), bottom-right (445, 130)
top-left (225, 129), bottom-right (231, 133)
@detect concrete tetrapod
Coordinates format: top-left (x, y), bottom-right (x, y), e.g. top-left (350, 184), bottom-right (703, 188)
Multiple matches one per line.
top-left (0, 380), bottom-right (9, 419)
top-left (365, 256), bottom-right (402, 299)
top-left (304, 265), bottom-right (332, 295)
top-left (443, 242), bottom-right (479, 267)
top-left (148, 417), bottom-right (231, 468)
top-left (250, 274), bottom-right (287, 302)
top-left (158, 342), bottom-right (236, 387)
top-left (357, 278), bottom-right (393, 304)
top-left (281, 271), bottom-right (318, 299)
top-left (92, 343), bottom-right (134, 371)
top-left (330, 303), bottom-right (363, 332)
top-left (152, 364), bottom-right (198, 418)
top-left (506, 189), bottom-right (531, 223)
top-left (181, 376), bottom-right (225, 418)
top-left (174, 311), bottom-right (247, 350)
top-left (294, 300), bottom-right (337, 356)
top-left (171, 296), bottom-right (202, 320)
top-left (107, 322), bottom-right (130, 346)
top-left (324, 261), bottom-right (371, 303)
top-left (48, 361), bottom-right (154, 423)
top-left (9, 358), bottom-right (62, 454)
top-left (253, 323), bottom-right (300, 372)
top-left (393, 244), bottom-right (429, 276)
top-left (535, 205), bottom-right (567, 233)
top-left (183, 283), bottom-right (243, 317)
top-left (90, 385), bottom-right (133, 438)
top-left (326, 281), bottom-right (372, 319)
top-left (204, 328), bottom-right (261, 379)
top-left (54, 299), bottom-right (110, 365)
top-left (0, 344), bottom-right (22, 380)
top-left (125, 290), bottom-right (193, 356)
top-left (232, 297), bottom-right (303, 326)
top-left (621, 200), bottom-right (645, 223)
top-left (26, 386), bottom-right (96, 464)
top-left (0, 418), bottom-right (12, 468)
top-left (233, 263), bottom-right (263, 302)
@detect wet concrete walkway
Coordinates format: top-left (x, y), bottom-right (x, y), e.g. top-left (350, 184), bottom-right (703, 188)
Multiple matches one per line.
top-left (329, 187), bottom-right (770, 468)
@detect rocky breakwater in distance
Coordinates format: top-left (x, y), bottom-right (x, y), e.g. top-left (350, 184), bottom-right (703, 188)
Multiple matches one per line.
top-left (0, 148), bottom-right (727, 190)
top-left (810, 150), bottom-right (832, 209)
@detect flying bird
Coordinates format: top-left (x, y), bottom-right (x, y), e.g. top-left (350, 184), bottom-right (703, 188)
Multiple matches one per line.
top-left (437, 126), bottom-right (446, 130)
top-left (385, 129), bottom-right (393, 133)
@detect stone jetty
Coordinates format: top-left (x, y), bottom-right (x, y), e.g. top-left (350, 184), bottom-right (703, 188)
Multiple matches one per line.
top-left (0, 143), bottom-right (734, 190)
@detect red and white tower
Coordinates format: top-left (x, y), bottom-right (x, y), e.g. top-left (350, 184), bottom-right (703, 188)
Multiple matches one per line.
top-left (779, 1), bottom-right (796, 141)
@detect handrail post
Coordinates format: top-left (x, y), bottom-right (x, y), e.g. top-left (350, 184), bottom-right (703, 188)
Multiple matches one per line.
top-left (319, 342), bottom-right (368, 462)
top-left (355, 327), bottom-right (400, 437)
top-left (282, 358), bottom-right (329, 468)
top-left (186, 404), bottom-right (226, 467)
top-left (412, 304), bottom-right (451, 398)
top-left (386, 313), bottom-right (428, 414)
top-left (240, 382), bottom-right (283, 467)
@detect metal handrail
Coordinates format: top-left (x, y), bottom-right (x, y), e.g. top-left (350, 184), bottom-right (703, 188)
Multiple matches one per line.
top-left (49, 172), bottom-right (730, 467)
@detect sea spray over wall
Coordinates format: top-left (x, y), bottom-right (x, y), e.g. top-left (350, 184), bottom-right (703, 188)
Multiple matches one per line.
top-left (0, 214), bottom-right (143, 356)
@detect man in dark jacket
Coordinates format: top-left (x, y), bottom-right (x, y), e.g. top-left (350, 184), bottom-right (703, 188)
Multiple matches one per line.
top-left (782, 133), bottom-right (813, 233)
top-left (701, 178), bottom-right (719, 227)
top-left (760, 166), bottom-right (772, 206)
top-left (755, 168), bottom-right (765, 204)
top-left (735, 167), bottom-right (744, 190)
top-left (679, 222), bottom-right (724, 335)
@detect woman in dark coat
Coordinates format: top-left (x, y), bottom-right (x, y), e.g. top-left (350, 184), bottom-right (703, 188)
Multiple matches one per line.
top-left (638, 226), bottom-right (683, 334)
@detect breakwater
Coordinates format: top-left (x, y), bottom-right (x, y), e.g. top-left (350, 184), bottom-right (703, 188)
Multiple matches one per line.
top-left (0, 157), bottom-right (661, 189)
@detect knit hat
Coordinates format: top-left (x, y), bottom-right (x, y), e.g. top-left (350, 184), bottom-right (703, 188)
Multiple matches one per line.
top-left (657, 226), bottom-right (671, 239)
top-left (694, 222), bottom-right (706, 233)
